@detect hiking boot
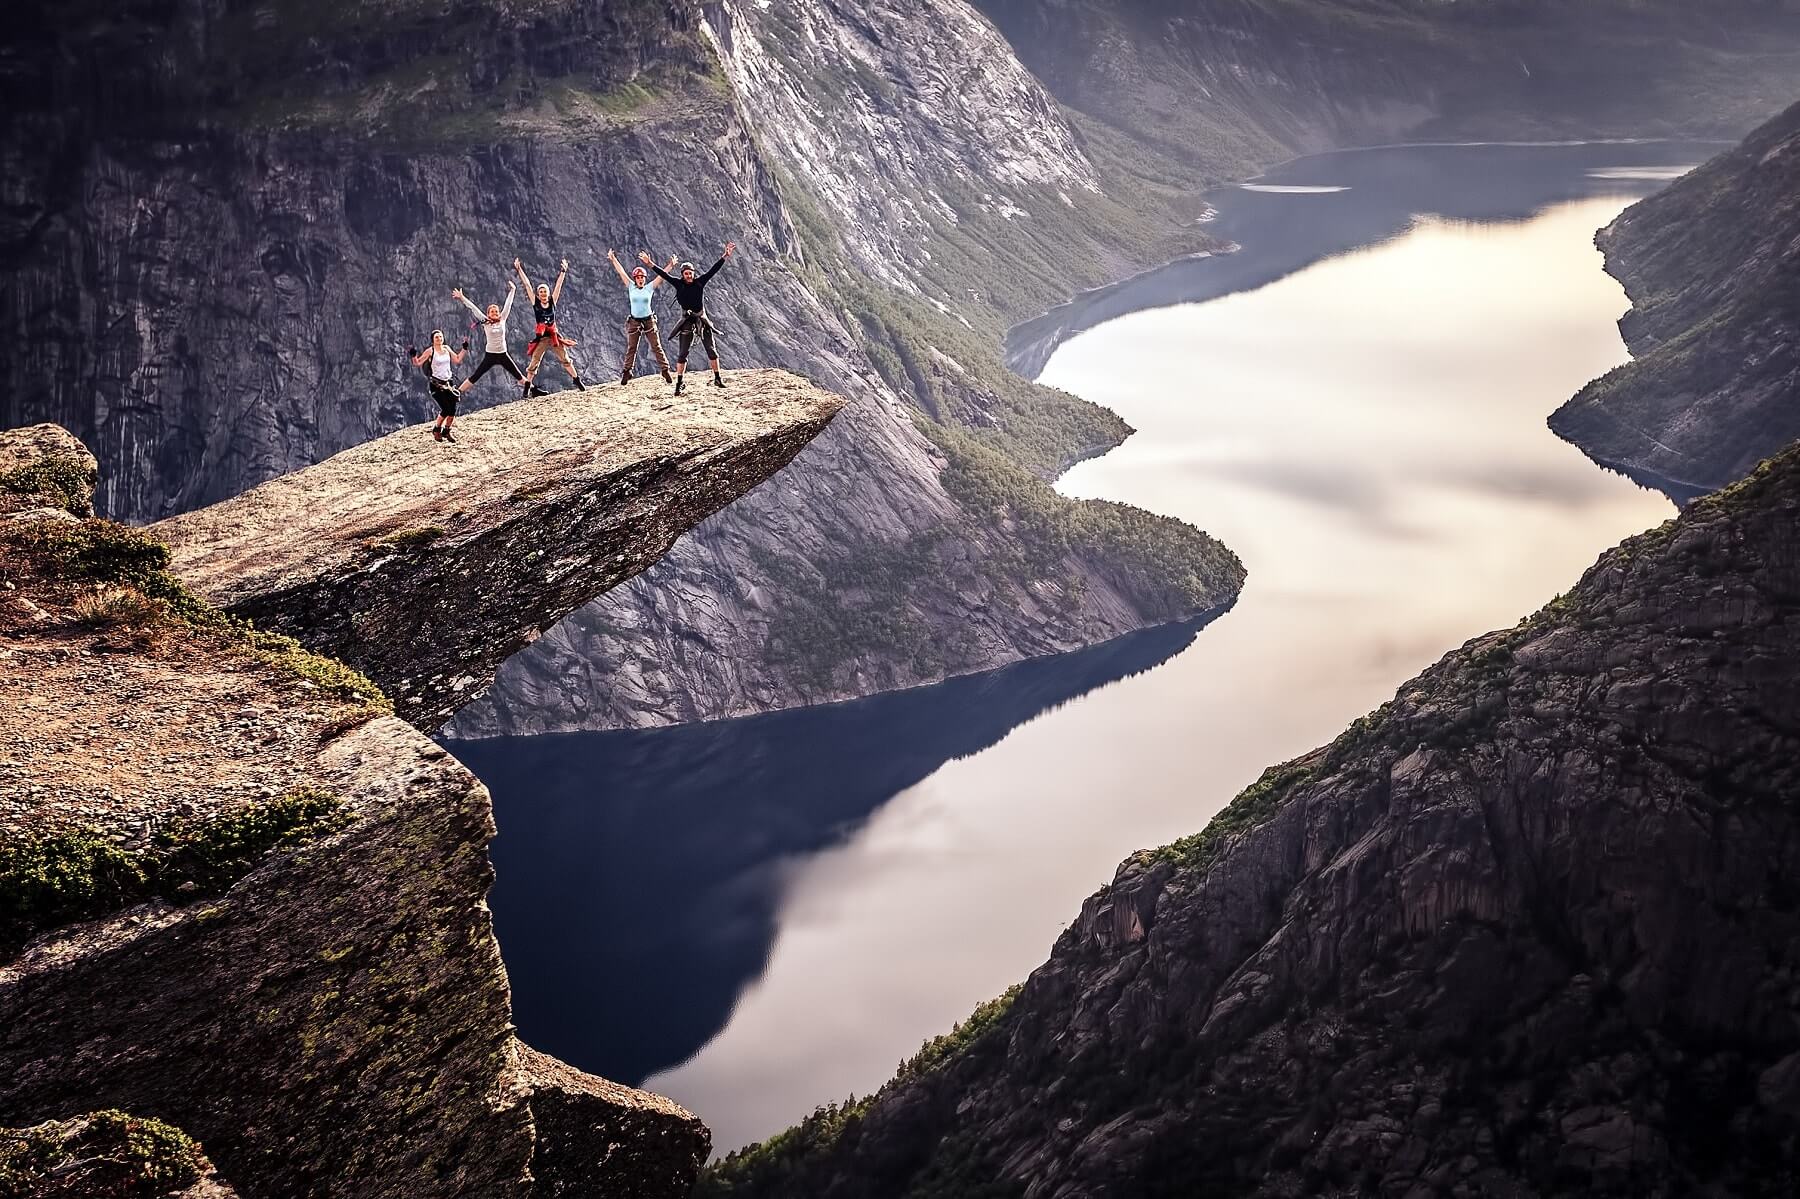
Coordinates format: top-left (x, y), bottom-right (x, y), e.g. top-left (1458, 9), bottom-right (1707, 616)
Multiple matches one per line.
top-left (674, 375), bottom-right (685, 396)
top-left (573, 375), bottom-right (585, 390)
top-left (661, 368), bottom-right (673, 384)
top-left (432, 426), bottom-right (443, 441)
top-left (620, 370), bottom-right (633, 386)
top-left (442, 428), bottom-right (458, 443)
top-left (711, 373), bottom-right (726, 388)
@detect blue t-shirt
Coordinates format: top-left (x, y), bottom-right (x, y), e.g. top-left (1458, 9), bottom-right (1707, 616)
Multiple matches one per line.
top-left (628, 285), bottom-right (656, 319)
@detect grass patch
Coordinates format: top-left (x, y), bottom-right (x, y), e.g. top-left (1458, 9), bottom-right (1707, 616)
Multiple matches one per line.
top-left (0, 454), bottom-right (97, 517)
top-left (366, 525), bottom-right (445, 554)
top-left (0, 789), bottom-right (350, 957)
top-left (0, 1109), bottom-right (208, 1198)
top-left (8, 516), bottom-right (390, 712)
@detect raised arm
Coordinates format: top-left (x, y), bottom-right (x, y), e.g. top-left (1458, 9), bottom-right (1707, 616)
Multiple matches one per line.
top-left (552, 258), bottom-right (568, 303)
top-left (643, 251), bottom-right (676, 284)
top-left (450, 342), bottom-right (468, 365)
top-left (607, 250), bottom-right (632, 287)
top-left (453, 288), bottom-right (483, 321)
top-left (499, 283), bottom-right (515, 322)
top-left (699, 241), bottom-right (736, 283)
top-left (410, 345), bottom-right (431, 367)
top-left (513, 257), bottom-right (533, 297)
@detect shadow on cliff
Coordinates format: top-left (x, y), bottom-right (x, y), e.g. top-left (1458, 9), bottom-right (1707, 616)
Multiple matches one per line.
top-left (1006, 139), bottom-right (1726, 380)
top-left (445, 609), bottom-right (1223, 1087)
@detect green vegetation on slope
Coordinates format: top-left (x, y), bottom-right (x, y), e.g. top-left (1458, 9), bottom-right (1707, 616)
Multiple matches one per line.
top-left (8, 516), bottom-right (390, 711)
top-left (0, 1109), bottom-right (209, 1198)
top-left (0, 451), bottom-right (98, 518)
top-left (0, 789), bottom-right (350, 957)
top-left (701, 986), bottom-right (1025, 1197)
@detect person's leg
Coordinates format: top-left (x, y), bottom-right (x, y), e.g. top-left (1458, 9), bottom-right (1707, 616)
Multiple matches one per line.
top-left (622, 319), bottom-right (642, 383)
top-left (524, 340), bottom-right (549, 384)
top-left (462, 354), bottom-right (496, 393)
top-left (552, 343), bottom-right (579, 382)
top-left (702, 323), bottom-right (725, 387)
top-left (647, 320), bottom-right (672, 383)
top-left (674, 321), bottom-right (695, 394)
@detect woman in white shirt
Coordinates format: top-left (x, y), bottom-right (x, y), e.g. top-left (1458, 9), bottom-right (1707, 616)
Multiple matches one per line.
top-left (452, 281), bottom-right (526, 398)
top-left (409, 328), bottom-right (469, 442)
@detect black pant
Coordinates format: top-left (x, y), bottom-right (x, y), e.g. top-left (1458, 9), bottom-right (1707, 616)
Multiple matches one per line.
top-left (466, 351), bottom-right (523, 385)
top-left (429, 379), bottom-right (459, 416)
top-left (673, 311), bottom-right (717, 365)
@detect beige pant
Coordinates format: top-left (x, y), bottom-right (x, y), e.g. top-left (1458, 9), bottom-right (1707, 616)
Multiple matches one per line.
top-left (623, 316), bottom-right (670, 375)
top-left (526, 338), bottom-right (578, 380)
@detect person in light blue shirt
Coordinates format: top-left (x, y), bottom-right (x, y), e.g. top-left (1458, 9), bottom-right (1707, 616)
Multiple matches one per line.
top-left (606, 248), bottom-right (673, 385)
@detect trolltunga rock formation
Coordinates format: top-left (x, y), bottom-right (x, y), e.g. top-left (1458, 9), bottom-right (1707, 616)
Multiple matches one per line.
top-left (154, 369), bottom-right (843, 731)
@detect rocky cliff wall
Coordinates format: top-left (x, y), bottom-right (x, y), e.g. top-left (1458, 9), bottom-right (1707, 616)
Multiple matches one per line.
top-left (1550, 98), bottom-right (1800, 496)
top-left (1, 421), bottom-right (711, 1197)
top-left (702, 438), bottom-right (1800, 1197)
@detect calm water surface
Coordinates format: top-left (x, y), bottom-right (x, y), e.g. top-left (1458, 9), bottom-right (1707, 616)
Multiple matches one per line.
top-left (454, 142), bottom-right (1709, 1153)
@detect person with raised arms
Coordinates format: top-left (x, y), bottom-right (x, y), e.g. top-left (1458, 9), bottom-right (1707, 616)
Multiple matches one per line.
top-left (640, 241), bottom-right (735, 395)
top-left (606, 248), bottom-right (673, 386)
top-left (452, 280), bottom-right (526, 398)
top-left (515, 256), bottom-right (585, 395)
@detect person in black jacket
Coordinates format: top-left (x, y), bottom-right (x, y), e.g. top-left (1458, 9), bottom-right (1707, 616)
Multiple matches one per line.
top-left (640, 242), bottom-right (734, 395)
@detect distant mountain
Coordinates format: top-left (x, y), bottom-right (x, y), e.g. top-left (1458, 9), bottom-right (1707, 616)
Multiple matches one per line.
top-left (1551, 98), bottom-right (1800, 496)
top-left (973, 0), bottom-right (1800, 179)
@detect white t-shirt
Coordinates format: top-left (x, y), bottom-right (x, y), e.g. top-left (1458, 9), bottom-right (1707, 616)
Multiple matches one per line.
top-left (430, 345), bottom-right (453, 382)
top-left (460, 291), bottom-right (513, 354)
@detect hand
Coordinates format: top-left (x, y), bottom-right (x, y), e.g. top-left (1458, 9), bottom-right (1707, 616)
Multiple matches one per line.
top-left (608, 249), bottom-right (618, 261)
top-left (639, 252), bottom-right (654, 265)
top-left (724, 241), bottom-right (737, 258)
top-left (560, 258), bottom-right (568, 272)
top-left (506, 281), bottom-right (515, 291)
top-left (407, 345), bottom-right (417, 357)
top-left (461, 339), bottom-right (471, 350)
top-left (451, 288), bottom-right (464, 300)
top-left (513, 257), bottom-right (522, 270)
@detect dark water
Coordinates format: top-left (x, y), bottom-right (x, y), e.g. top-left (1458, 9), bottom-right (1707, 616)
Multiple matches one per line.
top-left (455, 140), bottom-right (1711, 1152)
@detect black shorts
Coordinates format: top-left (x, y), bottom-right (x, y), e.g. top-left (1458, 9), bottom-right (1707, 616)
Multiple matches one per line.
top-left (467, 351), bottom-right (523, 385)
top-left (429, 379), bottom-right (459, 416)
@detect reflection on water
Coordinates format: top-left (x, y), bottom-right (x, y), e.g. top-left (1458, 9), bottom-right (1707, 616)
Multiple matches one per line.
top-left (1006, 140), bottom-right (1723, 380)
top-left (470, 142), bottom-right (1703, 1153)
top-left (447, 614), bottom-right (1217, 1085)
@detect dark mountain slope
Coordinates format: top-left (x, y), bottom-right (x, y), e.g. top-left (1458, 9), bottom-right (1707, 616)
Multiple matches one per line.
top-left (1551, 98), bottom-right (1800, 496)
top-left (703, 438), bottom-right (1800, 1197)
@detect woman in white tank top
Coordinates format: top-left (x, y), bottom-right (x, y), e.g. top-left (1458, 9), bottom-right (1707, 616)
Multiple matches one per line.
top-left (409, 329), bottom-right (469, 443)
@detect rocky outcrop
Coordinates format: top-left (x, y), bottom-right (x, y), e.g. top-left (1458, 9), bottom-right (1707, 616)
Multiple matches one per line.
top-left (704, 441), bottom-right (1800, 1198)
top-left (154, 369), bottom-right (843, 731)
top-left (0, 431), bottom-right (708, 1194)
top-left (1550, 98), bottom-right (1800, 496)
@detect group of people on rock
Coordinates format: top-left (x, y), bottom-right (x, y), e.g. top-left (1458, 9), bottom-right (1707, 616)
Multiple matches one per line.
top-left (409, 243), bottom-right (735, 441)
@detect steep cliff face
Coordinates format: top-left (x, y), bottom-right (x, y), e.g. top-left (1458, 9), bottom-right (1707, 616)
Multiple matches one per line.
top-left (1550, 99), bottom-right (1800, 496)
top-left (154, 369), bottom-right (843, 731)
top-left (0, 424), bottom-right (709, 1197)
top-left (2, 0), bottom-right (1244, 738)
top-left (704, 441), bottom-right (1800, 1198)
top-left (972, 0), bottom-right (1800, 180)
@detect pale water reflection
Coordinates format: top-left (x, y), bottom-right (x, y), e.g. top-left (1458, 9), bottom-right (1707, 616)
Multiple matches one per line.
top-left (472, 144), bottom-right (1702, 1154)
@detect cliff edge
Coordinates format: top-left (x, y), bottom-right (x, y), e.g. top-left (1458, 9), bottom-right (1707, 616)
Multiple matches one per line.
top-left (704, 439), bottom-right (1800, 1197)
top-left (153, 370), bottom-right (843, 731)
top-left (0, 416), bottom-right (780, 1196)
